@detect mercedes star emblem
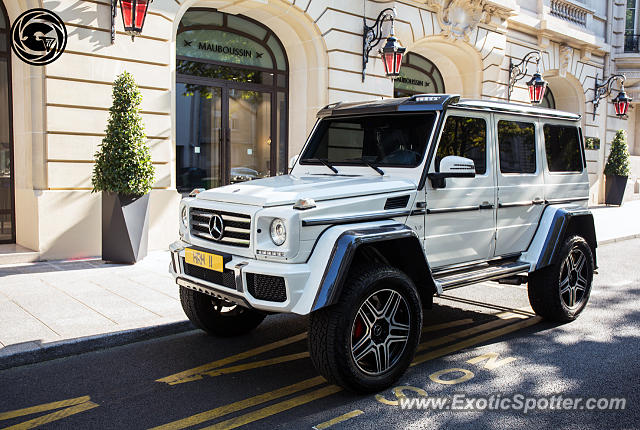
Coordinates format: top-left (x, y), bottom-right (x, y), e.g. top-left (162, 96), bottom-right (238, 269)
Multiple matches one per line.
top-left (10, 8), bottom-right (67, 66)
top-left (209, 214), bottom-right (225, 241)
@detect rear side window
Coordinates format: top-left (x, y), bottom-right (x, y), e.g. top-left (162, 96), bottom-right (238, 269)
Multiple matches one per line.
top-left (436, 116), bottom-right (487, 174)
top-left (498, 120), bottom-right (536, 174)
top-left (543, 124), bottom-right (582, 172)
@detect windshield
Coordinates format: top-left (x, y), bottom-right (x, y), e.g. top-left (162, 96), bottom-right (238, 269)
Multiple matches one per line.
top-left (300, 113), bottom-right (436, 168)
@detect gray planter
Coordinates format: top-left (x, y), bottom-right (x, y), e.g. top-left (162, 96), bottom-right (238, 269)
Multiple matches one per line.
top-left (604, 175), bottom-right (627, 206)
top-left (102, 192), bottom-right (150, 263)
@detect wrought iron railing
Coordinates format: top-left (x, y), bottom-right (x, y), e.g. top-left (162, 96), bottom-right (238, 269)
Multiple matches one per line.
top-left (624, 34), bottom-right (640, 53)
top-left (549, 0), bottom-right (588, 27)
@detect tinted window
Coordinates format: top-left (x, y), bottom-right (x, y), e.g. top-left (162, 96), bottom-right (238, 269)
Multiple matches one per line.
top-left (543, 124), bottom-right (582, 172)
top-left (300, 114), bottom-right (436, 167)
top-left (498, 120), bottom-right (536, 174)
top-left (436, 116), bottom-right (486, 174)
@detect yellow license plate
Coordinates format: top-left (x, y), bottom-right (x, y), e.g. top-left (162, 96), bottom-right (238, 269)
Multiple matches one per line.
top-left (184, 248), bottom-right (224, 272)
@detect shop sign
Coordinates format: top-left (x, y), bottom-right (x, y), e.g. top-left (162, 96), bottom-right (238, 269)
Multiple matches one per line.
top-left (10, 8), bottom-right (67, 66)
top-left (394, 66), bottom-right (435, 94)
top-left (177, 29), bottom-right (273, 69)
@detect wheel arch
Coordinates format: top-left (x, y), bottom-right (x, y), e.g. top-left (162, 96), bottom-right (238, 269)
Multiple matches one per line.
top-left (310, 224), bottom-right (437, 312)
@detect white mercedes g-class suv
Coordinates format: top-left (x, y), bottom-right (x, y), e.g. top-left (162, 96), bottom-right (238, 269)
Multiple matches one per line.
top-left (169, 94), bottom-right (596, 393)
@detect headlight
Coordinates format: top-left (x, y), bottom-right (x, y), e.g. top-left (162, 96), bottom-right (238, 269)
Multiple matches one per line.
top-left (181, 206), bottom-right (189, 229)
top-left (270, 218), bottom-right (286, 246)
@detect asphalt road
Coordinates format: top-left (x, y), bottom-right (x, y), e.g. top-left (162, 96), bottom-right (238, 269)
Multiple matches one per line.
top-left (1, 238), bottom-right (639, 430)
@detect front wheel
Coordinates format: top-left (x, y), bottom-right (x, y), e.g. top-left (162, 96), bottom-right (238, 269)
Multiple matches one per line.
top-left (528, 235), bottom-right (594, 322)
top-left (308, 266), bottom-right (423, 393)
top-left (180, 287), bottom-right (266, 336)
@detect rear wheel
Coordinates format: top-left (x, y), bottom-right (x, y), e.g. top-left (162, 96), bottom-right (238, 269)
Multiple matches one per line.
top-left (308, 266), bottom-right (422, 393)
top-left (528, 235), bottom-right (593, 322)
top-left (179, 286), bottom-right (266, 336)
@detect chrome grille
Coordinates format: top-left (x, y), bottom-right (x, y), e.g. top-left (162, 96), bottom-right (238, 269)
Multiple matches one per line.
top-left (190, 207), bottom-right (251, 248)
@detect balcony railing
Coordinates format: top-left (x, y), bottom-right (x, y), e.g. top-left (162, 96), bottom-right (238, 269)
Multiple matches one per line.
top-left (549, 0), bottom-right (588, 27)
top-left (624, 34), bottom-right (640, 53)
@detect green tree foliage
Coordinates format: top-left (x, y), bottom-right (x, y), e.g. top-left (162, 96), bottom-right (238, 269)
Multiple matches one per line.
top-left (92, 72), bottom-right (155, 196)
top-left (604, 129), bottom-right (631, 177)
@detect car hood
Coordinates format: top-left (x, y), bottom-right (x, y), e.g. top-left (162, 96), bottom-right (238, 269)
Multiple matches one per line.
top-left (195, 175), bottom-right (417, 207)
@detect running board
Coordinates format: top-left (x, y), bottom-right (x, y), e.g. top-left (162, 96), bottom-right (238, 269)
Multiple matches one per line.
top-left (435, 261), bottom-right (530, 291)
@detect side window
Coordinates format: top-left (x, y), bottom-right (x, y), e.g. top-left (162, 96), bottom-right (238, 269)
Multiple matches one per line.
top-left (498, 120), bottom-right (536, 174)
top-left (436, 116), bottom-right (487, 174)
top-left (543, 124), bottom-right (582, 172)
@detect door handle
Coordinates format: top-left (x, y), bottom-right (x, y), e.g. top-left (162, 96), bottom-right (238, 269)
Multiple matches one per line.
top-left (479, 202), bottom-right (494, 210)
top-left (532, 198), bottom-right (544, 205)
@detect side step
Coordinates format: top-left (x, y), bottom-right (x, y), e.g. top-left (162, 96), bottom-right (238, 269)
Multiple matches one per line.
top-left (434, 261), bottom-right (530, 291)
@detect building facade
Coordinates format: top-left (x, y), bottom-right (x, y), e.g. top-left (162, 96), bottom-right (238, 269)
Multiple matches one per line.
top-left (0, 0), bottom-right (623, 259)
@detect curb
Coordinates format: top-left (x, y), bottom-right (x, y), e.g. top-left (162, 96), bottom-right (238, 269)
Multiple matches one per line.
top-left (0, 320), bottom-right (195, 371)
top-left (597, 233), bottom-right (640, 245)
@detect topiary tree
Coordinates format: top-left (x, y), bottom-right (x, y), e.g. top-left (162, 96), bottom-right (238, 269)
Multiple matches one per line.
top-left (92, 71), bottom-right (155, 196)
top-left (604, 129), bottom-right (631, 177)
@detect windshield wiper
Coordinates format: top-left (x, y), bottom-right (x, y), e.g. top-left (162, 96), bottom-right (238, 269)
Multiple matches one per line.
top-left (345, 158), bottom-right (384, 176)
top-left (307, 158), bottom-right (338, 174)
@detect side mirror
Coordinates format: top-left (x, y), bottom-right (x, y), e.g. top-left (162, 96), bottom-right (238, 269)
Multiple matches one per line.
top-left (288, 154), bottom-right (299, 170)
top-left (428, 155), bottom-right (475, 189)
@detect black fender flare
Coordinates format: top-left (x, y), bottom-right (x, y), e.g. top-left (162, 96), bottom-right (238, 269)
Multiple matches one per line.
top-left (310, 224), bottom-right (437, 311)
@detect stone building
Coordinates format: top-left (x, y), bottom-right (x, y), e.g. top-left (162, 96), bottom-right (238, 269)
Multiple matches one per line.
top-left (0, 0), bottom-right (624, 259)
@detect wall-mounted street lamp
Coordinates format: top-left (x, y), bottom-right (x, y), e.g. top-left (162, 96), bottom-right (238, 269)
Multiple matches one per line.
top-left (592, 74), bottom-right (632, 120)
top-left (508, 51), bottom-right (547, 105)
top-left (111, 0), bottom-right (152, 43)
top-left (362, 7), bottom-right (406, 82)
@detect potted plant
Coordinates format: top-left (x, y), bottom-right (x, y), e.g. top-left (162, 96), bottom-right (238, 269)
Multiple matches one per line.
top-left (92, 71), bottom-right (155, 263)
top-left (604, 129), bottom-right (631, 206)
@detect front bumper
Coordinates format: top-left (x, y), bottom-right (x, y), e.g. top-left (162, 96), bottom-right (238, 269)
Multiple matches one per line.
top-left (169, 240), bottom-right (312, 314)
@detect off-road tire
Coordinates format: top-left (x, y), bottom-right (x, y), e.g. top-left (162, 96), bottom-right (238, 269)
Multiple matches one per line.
top-left (528, 235), bottom-right (594, 322)
top-left (308, 265), bottom-right (423, 393)
top-left (180, 286), bottom-right (266, 336)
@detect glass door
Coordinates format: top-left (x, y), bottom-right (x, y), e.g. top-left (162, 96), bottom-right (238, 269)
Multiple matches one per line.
top-left (228, 88), bottom-right (271, 183)
top-left (0, 3), bottom-right (14, 243)
top-left (176, 83), bottom-right (223, 194)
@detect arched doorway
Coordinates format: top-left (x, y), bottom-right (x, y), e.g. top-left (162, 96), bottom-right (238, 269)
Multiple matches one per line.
top-left (175, 8), bottom-right (288, 193)
top-left (394, 53), bottom-right (445, 97)
top-left (540, 87), bottom-right (556, 109)
top-left (0, 2), bottom-right (14, 243)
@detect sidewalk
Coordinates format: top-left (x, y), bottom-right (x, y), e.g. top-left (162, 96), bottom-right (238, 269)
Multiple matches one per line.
top-left (1, 201), bottom-right (640, 369)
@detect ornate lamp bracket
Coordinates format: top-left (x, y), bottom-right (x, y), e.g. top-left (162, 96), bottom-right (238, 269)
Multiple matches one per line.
top-left (362, 7), bottom-right (397, 82)
top-left (508, 51), bottom-right (541, 102)
top-left (593, 74), bottom-right (627, 120)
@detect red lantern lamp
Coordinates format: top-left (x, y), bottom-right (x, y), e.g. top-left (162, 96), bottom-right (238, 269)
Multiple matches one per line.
top-left (380, 35), bottom-right (406, 79)
top-left (612, 89), bottom-right (632, 117)
top-left (120, 0), bottom-right (150, 40)
top-left (526, 72), bottom-right (547, 105)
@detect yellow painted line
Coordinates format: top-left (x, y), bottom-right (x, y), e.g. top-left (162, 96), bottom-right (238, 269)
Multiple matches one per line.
top-left (156, 332), bottom-right (307, 385)
top-left (313, 410), bottom-right (364, 429)
top-left (148, 376), bottom-right (326, 430)
top-left (422, 318), bottom-right (474, 333)
top-left (411, 316), bottom-right (542, 367)
top-left (437, 295), bottom-right (536, 317)
top-left (0, 396), bottom-right (90, 421)
top-left (201, 385), bottom-right (343, 430)
top-left (202, 352), bottom-right (310, 378)
top-left (3, 401), bottom-right (99, 430)
top-left (417, 312), bottom-right (526, 353)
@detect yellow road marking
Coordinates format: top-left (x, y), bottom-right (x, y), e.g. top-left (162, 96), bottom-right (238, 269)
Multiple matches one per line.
top-left (201, 385), bottom-right (342, 430)
top-left (148, 376), bottom-right (326, 430)
top-left (411, 316), bottom-right (542, 366)
top-left (422, 318), bottom-right (474, 333)
top-left (156, 332), bottom-right (307, 385)
top-left (313, 409), bottom-right (364, 429)
top-left (437, 295), bottom-right (535, 317)
top-left (3, 401), bottom-right (99, 430)
top-left (417, 312), bottom-right (526, 353)
top-left (0, 396), bottom-right (90, 421)
top-left (202, 352), bottom-right (310, 378)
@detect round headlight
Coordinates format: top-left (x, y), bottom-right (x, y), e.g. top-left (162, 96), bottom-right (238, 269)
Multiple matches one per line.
top-left (181, 206), bottom-right (189, 229)
top-left (270, 218), bottom-right (286, 246)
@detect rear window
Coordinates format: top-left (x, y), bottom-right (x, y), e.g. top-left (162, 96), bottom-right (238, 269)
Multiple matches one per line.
top-left (498, 120), bottom-right (536, 174)
top-left (300, 113), bottom-right (436, 167)
top-left (543, 124), bottom-right (582, 172)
